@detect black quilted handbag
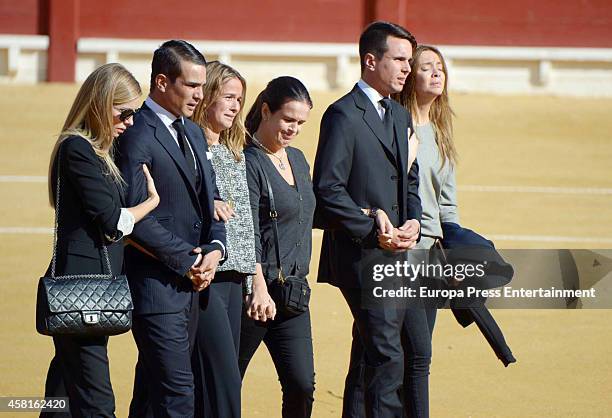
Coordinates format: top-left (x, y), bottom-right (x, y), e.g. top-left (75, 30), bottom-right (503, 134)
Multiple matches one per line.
top-left (36, 145), bottom-right (133, 336)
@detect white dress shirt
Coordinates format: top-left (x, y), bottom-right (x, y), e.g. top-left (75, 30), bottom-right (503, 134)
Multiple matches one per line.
top-left (144, 96), bottom-right (198, 171)
top-left (357, 79), bottom-right (388, 120)
top-left (357, 79), bottom-right (414, 146)
top-left (115, 208), bottom-right (135, 238)
top-left (143, 96), bottom-right (226, 261)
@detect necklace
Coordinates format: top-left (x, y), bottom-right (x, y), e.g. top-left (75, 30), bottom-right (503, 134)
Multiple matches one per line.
top-left (252, 135), bottom-right (287, 170)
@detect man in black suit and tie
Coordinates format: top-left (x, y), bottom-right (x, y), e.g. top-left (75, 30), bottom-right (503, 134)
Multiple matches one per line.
top-left (117, 40), bottom-right (226, 418)
top-left (313, 22), bottom-right (424, 418)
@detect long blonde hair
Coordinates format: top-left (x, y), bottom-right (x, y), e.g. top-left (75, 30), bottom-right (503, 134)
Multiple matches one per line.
top-left (396, 45), bottom-right (457, 168)
top-left (48, 63), bottom-right (141, 205)
top-left (192, 61), bottom-right (247, 162)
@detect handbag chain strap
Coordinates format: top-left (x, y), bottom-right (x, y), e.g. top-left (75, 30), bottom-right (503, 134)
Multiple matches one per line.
top-left (253, 149), bottom-right (284, 282)
top-left (50, 141), bottom-right (114, 278)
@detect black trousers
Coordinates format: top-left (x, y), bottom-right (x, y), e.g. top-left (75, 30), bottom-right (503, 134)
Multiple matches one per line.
top-left (342, 240), bottom-right (439, 418)
top-left (341, 308), bottom-right (437, 418)
top-left (192, 271), bottom-right (244, 418)
top-left (128, 293), bottom-right (198, 418)
top-left (341, 289), bottom-right (407, 418)
top-left (239, 308), bottom-right (315, 418)
top-left (41, 335), bottom-right (115, 418)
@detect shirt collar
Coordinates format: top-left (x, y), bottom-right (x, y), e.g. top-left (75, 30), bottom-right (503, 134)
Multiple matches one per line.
top-left (357, 79), bottom-right (387, 110)
top-left (145, 96), bottom-right (183, 129)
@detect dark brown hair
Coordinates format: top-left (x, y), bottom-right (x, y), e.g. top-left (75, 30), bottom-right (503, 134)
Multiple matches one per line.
top-left (359, 21), bottom-right (417, 72)
top-left (150, 39), bottom-right (206, 91)
top-left (245, 76), bottom-right (312, 137)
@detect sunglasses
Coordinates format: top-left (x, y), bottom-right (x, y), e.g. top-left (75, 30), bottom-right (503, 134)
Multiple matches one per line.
top-left (116, 107), bottom-right (139, 122)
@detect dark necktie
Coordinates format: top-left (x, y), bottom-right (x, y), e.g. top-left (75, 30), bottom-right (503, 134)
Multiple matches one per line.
top-left (380, 99), bottom-right (402, 216)
top-left (379, 98), bottom-right (398, 153)
top-left (172, 118), bottom-right (197, 181)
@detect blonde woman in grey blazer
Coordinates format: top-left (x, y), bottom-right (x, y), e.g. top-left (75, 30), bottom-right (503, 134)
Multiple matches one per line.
top-left (400, 44), bottom-right (459, 417)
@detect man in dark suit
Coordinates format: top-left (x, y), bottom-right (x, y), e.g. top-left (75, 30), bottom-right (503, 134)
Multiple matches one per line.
top-left (313, 22), bottom-right (422, 418)
top-left (117, 40), bottom-right (226, 418)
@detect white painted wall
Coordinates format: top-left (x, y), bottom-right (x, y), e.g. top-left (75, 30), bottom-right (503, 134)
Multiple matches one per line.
top-left (2, 35), bottom-right (612, 97)
top-left (0, 35), bottom-right (48, 83)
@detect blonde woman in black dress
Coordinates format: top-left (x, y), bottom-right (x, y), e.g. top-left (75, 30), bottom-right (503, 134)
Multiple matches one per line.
top-left (41, 63), bottom-right (159, 418)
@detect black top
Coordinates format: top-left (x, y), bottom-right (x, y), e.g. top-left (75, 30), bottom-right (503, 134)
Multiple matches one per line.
top-left (48, 135), bottom-right (125, 276)
top-left (244, 145), bottom-right (315, 283)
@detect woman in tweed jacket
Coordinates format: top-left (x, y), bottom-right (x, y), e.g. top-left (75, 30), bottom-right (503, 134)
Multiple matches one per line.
top-left (191, 61), bottom-right (257, 418)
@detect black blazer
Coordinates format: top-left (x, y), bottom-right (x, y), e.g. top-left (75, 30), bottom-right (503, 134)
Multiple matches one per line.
top-left (117, 103), bottom-right (226, 315)
top-left (441, 222), bottom-right (516, 366)
top-left (313, 85), bottom-right (422, 289)
top-left (46, 135), bottom-right (125, 277)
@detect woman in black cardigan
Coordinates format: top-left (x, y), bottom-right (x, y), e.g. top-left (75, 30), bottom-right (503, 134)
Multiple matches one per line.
top-left (40, 63), bottom-right (159, 418)
top-left (238, 77), bottom-right (316, 418)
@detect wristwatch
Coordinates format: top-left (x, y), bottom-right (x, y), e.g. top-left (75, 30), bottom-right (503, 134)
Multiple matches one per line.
top-left (368, 207), bottom-right (380, 219)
